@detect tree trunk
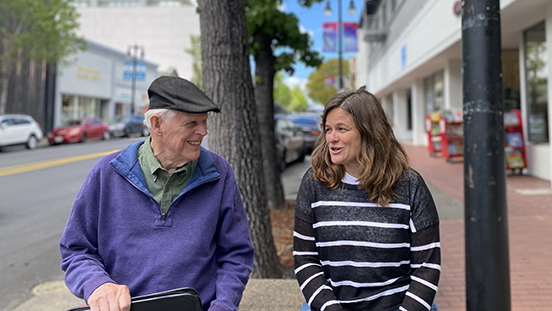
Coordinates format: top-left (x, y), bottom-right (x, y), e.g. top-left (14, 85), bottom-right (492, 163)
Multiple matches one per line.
top-left (198, 0), bottom-right (283, 279)
top-left (253, 32), bottom-right (286, 211)
top-left (0, 76), bottom-right (8, 115)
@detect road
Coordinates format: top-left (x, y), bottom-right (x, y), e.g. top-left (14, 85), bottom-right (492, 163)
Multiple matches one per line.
top-left (0, 137), bottom-right (143, 311)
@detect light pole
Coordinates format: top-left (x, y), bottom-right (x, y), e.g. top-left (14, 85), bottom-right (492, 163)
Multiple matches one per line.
top-left (127, 44), bottom-right (144, 115)
top-left (324, 0), bottom-right (356, 91)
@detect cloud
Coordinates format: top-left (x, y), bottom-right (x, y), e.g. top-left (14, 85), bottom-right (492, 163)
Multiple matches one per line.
top-left (299, 25), bottom-right (314, 38)
top-left (285, 76), bottom-right (307, 90)
top-left (278, 3), bottom-right (286, 11)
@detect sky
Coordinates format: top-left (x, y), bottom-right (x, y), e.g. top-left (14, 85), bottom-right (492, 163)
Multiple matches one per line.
top-left (280, 0), bottom-right (365, 89)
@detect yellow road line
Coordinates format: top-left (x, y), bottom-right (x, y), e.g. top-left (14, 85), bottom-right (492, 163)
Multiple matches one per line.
top-left (0, 150), bottom-right (119, 177)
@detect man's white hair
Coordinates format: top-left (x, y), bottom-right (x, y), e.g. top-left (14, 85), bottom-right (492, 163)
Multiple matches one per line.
top-left (143, 109), bottom-right (177, 129)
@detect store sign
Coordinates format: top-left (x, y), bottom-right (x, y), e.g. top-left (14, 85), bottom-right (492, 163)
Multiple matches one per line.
top-left (401, 45), bottom-right (407, 70)
top-left (77, 66), bottom-right (100, 81)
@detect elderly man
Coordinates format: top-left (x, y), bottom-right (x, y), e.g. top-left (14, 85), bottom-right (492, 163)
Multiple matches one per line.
top-left (60, 76), bottom-right (254, 311)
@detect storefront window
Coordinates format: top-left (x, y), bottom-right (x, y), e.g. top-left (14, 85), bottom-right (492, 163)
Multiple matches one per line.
top-left (524, 23), bottom-right (549, 143)
top-left (424, 70), bottom-right (444, 114)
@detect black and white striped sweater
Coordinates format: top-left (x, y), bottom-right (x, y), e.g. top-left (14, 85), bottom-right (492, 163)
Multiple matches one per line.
top-left (293, 168), bottom-right (440, 311)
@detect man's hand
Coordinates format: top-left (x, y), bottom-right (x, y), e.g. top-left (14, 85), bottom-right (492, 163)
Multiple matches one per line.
top-left (88, 282), bottom-right (131, 311)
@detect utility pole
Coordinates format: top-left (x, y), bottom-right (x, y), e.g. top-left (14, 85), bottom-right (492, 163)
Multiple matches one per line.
top-left (462, 0), bottom-right (511, 310)
top-left (127, 44), bottom-right (144, 115)
top-left (324, 0), bottom-right (356, 91)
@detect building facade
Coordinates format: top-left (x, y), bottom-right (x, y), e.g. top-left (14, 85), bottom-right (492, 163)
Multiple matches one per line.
top-left (54, 40), bottom-right (158, 127)
top-left (72, 0), bottom-right (200, 80)
top-left (357, 0), bottom-right (552, 182)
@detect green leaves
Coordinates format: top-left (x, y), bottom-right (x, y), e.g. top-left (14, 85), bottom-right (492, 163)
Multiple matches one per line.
top-left (0, 0), bottom-right (86, 71)
top-left (306, 58), bottom-right (350, 104)
top-left (245, 0), bottom-right (322, 73)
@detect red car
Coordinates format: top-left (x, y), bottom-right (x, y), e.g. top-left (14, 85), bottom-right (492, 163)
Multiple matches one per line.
top-left (48, 117), bottom-right (111, 145)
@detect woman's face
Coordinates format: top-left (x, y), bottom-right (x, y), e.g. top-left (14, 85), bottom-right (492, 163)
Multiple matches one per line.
top-left (324, 107), bottom-right (362, 177)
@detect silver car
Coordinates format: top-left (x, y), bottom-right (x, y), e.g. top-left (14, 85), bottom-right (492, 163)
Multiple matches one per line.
top-left (0, 114), bottom-right (44, 151)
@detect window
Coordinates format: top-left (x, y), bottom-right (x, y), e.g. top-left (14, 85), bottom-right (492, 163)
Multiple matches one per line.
top-left (382, 3), bottom-right (387, 26)
top-left (13, 118), bottom-right (31, 125)
top-left (524, 22), bottom-right (548, 143)
top-left (424, 70), bottom-right (444, 114)
top-left (391, 0), bottom-right (397, 11)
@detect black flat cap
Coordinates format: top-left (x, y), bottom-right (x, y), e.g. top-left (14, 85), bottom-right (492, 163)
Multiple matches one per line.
top-left (147, 76), bottom-right (220, 113)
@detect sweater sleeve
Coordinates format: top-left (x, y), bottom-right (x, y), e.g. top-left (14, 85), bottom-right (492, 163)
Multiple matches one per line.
top-left (293, 171), bottom-right (347, 311)
top-left (209, 170), bottom-right (254, 311)
top-left (60, 168), bottom-right (116, 302)
top-left (400, 172), bottom-right (441, 311)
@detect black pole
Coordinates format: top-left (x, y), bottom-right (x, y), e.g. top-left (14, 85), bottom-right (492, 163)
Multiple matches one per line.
top-left (44, 62), bottom-right (56, 133)
top-left (130, 49), bottom-right (137, 115)
top-left (462, 1), bottom-right (511, 310)
top-left (337, 0), bottom-right (343, 90)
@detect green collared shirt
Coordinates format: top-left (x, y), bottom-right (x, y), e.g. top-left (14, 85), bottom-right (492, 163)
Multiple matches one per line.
top-left (138, 137), bottom-right (197, 215)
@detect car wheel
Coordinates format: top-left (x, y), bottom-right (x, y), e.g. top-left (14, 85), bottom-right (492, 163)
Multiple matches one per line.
top-left (103, 130), bottom-right (111, 140)
top-left (142, 127), bottom-right (150, 137)
top-left (81, 133), bottom-right (87, 143)
top-left (26, 135), bottom-right (38, 150)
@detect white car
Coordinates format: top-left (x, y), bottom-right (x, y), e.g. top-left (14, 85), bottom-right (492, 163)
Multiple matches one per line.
top-left (0, 114), bottom-right (44, 151)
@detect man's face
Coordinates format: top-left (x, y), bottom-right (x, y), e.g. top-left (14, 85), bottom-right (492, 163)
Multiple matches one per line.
top-left (158, 111), bottom-right (208, 164)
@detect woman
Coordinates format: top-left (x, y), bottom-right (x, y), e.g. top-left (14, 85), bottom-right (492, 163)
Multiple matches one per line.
top-left (293, 88), bottom-right (440, 311)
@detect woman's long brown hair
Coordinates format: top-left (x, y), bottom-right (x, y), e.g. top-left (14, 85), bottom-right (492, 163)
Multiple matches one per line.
top-left (311, 88), bottom-right (410, 207)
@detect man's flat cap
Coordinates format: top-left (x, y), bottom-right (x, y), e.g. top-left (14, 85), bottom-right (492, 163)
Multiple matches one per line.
top-left (148, 76), bottom-right (220, 113)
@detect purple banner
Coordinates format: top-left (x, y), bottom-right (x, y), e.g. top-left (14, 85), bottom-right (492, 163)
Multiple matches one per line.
top-left (343, 22), bottom-right (358, 52)
top-left (322, 22), bottom-right (337, 53)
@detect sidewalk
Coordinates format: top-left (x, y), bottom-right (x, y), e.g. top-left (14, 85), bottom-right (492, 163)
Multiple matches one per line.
top-left (12, 144), bottom-right (552, 311)
top-left (402, 143), bottom-right (552, 311)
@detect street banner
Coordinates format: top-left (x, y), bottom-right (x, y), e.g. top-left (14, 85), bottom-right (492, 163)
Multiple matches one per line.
top-left (322, 22), bottom-right (337, 52)
top-left (124, 61), bottom-right (146, 81)
top-left (324, 76), bottom-right (335, 86)
top-left (343, 22), bottom-right (358, 52)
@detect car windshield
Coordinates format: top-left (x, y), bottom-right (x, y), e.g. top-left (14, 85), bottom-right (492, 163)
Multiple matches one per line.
top-left (288, 115), bottom-right (319, 126)
top-left (61, 119), bottom-right (83, 127)
top-left (110, 116), bottom-right (130, 124)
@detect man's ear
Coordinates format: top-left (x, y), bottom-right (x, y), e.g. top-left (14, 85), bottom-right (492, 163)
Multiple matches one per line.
top-left (150, 115), bottom-right (162, 136)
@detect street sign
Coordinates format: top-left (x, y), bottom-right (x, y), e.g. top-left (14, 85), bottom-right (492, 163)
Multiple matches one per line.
top-left (123, 60), bottom-right (146, 81)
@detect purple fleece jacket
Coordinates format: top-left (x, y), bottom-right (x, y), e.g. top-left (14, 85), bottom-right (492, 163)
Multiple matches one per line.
top-left (60, 141), bottom-right (254, 311)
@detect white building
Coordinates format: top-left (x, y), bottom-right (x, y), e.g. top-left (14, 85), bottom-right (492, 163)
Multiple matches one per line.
top-left (72, 0), bottom-right (199, 79)
top-left (55, 40), bottom-right (158, 127)
top-left (357, 0), bottom-right (552, 182)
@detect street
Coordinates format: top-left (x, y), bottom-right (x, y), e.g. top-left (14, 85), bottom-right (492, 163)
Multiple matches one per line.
top-left (0, 138), bottom-right (143, 311)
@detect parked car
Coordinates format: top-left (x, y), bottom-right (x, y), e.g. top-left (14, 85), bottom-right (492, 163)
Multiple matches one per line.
top-left (0, 114), bottom-right (43, 151)
top-left (287, 113), bottom-right (322, 154)
top-left (48, 116), bottom-right (111, 145)
top-left (275, 114), bottom-right (306, 171)
top-left (109, 115), bottom-right (150, 138)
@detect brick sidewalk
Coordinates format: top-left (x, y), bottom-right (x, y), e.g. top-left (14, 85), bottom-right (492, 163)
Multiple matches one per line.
top-left (402, 144), bottom-right (552, 311)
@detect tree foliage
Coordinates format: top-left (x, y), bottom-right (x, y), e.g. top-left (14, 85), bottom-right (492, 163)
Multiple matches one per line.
top-left (0, 0), bottom-right (86, 114)
top-left (274, 72), bottom-right (308, 112)
top-left (306, 58), bottom-right (350, 104)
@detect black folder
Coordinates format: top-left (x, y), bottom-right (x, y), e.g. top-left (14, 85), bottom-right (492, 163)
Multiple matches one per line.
top-left (67, 287), bottom-right (202, 311)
